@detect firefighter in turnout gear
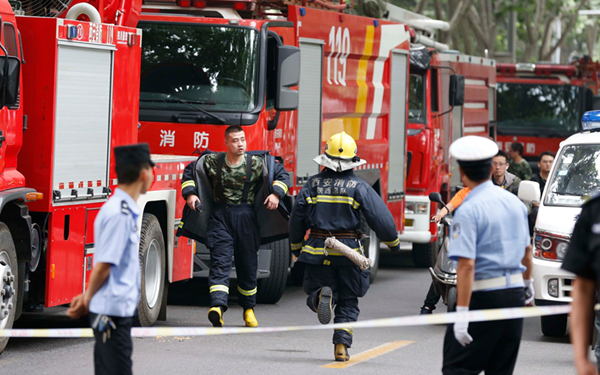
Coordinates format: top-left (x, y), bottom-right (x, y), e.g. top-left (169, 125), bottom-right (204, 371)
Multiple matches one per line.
top-left (289, 132), bottom-right (400, 362)
top-left (179, 125), bottom-right (290, 328)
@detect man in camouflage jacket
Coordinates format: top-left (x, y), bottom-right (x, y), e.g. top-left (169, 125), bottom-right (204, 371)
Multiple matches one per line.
top-left (178, 125), bottom-right (290, 328)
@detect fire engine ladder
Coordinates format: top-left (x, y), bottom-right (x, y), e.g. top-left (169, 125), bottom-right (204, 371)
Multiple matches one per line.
top-left (385, 4), bottom-right (450, 52)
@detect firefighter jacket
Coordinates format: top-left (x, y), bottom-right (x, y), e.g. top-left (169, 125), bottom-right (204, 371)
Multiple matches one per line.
top-left (289, 168), bottom-right (400, 266)
top-left (177, 151), bottom-right (291, 245)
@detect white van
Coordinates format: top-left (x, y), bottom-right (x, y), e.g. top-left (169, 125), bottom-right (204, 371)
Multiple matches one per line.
top-left (520, 118), bottom-right (600, 337)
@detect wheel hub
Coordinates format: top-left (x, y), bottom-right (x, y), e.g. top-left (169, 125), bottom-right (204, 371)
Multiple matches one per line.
top-left (144, 239), bottom-right (161, 309)
top-left (0, 260), bottom-right (15, 327)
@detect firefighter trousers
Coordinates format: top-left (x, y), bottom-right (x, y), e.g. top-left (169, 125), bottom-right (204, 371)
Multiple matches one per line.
top-left (206, 204), bottom-right (261, 310)
top-left (303, 262), bottom-right (370, 347)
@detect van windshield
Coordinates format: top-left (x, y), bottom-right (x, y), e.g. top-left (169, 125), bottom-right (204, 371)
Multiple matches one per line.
top-left (545, 144), bottom-right (600, 206)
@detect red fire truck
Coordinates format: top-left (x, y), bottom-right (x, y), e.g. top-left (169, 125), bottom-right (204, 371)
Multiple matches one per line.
top-left (388, 10), bottom-right (496, 267)
top-left (0, 0), bottom-right (196, 354)
top-left (135, 0), bottom-right (412, 282)
top-left (496, 58), bottom-right (600, 163)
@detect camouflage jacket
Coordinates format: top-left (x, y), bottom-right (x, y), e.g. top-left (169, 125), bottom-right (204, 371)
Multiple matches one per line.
top-left (203, 153), bottom-right (263, 205)
top-left (508, 159), bottom-right (533, 181)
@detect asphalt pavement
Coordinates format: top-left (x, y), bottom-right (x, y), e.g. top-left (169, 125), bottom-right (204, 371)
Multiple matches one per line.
top-left (1, 250), bottom-right (582, 374)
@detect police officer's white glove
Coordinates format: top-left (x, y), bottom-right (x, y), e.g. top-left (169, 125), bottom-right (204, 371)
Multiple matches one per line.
top-left (453, 306), bottom-right (473, 347)
top-left (524, 278), bottom-right (535, 305)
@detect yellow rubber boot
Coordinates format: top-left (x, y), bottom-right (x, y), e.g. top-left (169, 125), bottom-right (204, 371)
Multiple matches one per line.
top-left (244, 309), bottom-right (258, 327)
top-left (208, 307), bottom-right (223, 327)
top-left (334, 343), bottom-right (350, 362)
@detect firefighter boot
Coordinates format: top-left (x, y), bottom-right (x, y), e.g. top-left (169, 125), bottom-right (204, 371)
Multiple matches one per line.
top-left (208, 306), bottom-right (224, 327)
top-left (334, 343), bottom-right (350, 362)
top-left (318, 287), bottom-right (333, 325)
top-left (243, 308), bottom-right (258, 327)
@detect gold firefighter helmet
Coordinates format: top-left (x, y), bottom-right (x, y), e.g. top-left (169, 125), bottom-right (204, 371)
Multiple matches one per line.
top-left (314, 131), bottom-right (367, 172)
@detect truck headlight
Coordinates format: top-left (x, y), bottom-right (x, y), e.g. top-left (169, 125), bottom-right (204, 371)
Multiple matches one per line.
top-left (405, 201), bottom-right (428, 215)
top-left (548, 278), bottom-right (559, 298)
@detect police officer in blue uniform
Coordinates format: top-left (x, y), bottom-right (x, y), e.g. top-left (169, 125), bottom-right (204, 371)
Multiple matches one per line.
top-left (443, 136), bottom-right (534, 375)
top-left (67, 143), bottom-right (155, 375)
top-left (289, 132), bottom-right (400, 362)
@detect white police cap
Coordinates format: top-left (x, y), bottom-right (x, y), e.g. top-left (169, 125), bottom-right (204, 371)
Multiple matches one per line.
top-left (450, 136), bottom-right (498, 165)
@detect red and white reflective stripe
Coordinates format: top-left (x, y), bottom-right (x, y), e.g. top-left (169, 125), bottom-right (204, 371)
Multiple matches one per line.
top-left (154, 174), bottom-right (183, 182)
top-left (55, 180), bottom-right (104, 190)
top-left (355, 163), bottom-right (384, 170)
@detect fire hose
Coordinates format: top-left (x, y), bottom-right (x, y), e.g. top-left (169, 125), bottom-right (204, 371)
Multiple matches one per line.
top-left (324, 237), bottom-right (371, 271)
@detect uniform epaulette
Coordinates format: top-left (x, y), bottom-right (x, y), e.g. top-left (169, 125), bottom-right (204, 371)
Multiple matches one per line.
top-left (121, 201), bottom-right (130, 215)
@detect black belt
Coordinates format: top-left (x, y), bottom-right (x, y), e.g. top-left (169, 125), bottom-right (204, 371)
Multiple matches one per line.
top-left (309, 229), bottom-right (362, 240)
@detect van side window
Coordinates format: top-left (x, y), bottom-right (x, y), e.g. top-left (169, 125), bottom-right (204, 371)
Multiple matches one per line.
top-left (3, 23), bottom-right (17, 57)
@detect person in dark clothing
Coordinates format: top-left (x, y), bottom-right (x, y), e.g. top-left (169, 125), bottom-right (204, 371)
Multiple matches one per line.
top-left (529, 151), bottom-right (554, 195)
top-left (289, 131), bottom-right (400, 362)
top-left (527, 151), bottom-right (555, 236)
top-left (179, 125), bottom-right (290, 328)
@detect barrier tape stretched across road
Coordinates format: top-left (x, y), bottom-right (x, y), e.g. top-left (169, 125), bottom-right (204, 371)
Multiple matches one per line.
top-left (0, 304), bottom-right (572, 338)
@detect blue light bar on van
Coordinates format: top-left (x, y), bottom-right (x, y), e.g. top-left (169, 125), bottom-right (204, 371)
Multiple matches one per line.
top-left (582, 110), bottom-right (600, 131)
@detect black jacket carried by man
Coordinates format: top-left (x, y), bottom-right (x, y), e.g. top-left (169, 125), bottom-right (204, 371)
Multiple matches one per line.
top-left (177, 150), bottom-right (290, 245)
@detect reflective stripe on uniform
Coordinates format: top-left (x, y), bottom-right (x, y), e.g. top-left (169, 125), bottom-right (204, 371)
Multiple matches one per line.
top-left (382, 238), bottom-right (400, 247)
top-left (272, 180), bottom-right (288, 195)
top-left (305, 195), bottom-right (360, 209)
top-left (237, 286), bottom-right (257, 296)
top-left (334, 327), bottom-right (354, 335)
top-left (302, 245), bottom-right (360, 256)
top-left (181, 180), bottom-right (196, 190)
top-left (210, 285), bottom-right (229, 294)
top-left (291, 242), bottom-right (303, 251)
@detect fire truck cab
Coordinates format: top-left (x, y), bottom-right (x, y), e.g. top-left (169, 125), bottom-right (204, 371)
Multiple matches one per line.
top-left (496, 58), bottom-right (600, 166)
top-left (387, 9), bottom-right (496, 267)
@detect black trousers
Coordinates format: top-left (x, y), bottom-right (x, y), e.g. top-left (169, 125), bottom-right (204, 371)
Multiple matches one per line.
top-left (442, 287), bottom-right (525, 375)
top-left (303, 262), bottom-right (370, 347)
top-left (206, 204), bottom-right (261, 310)
top-left (423, 281), bottom-right (441, 310)
top-left (89, 314), bottom-right (133, 375)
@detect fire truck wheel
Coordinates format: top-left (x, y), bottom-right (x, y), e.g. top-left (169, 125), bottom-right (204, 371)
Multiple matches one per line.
top-left (256, 239), bottom-right (288, 304)
top-left (0, 223), bottom-right (17, 354)
top-left (541, 314), bottom-right (568, 337)
top-left (360, 215), bottom-right (380, 283)
top-left (137, 214), bottom-right (166, 327)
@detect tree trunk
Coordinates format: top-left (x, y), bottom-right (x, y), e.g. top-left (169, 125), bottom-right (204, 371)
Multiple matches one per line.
top-left (586, 20), bottom-right (599, 59)
top-left (414, 0), bottom-right (429, 14)
top-left (542, 0), bottom-right (590, 61)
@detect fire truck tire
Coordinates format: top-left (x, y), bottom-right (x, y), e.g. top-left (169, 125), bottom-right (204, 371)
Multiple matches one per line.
top-left (360, 215), bottom-right (380, 283)
top-left (137, 214), bottom-right (166, 327)
top-left (256, 239), bottom-right (288, 304)
top-left (0, 223), bottom-right (17, 355)
top-left (541, 314), bottom-right (568, 337)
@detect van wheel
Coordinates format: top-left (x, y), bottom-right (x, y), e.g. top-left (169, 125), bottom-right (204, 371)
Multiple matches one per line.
top-left (0, 223), bottom-right (17, 355)
top-left (257, 239), bottom-right (288, 304)
top-left (541, 314), bottom-right (568, 337)
top-left (137, 214), bottom-right (166, 327)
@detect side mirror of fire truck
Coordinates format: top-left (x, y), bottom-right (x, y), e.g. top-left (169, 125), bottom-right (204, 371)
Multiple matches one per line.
top-left (449, 74), bottom-right (465, 107)
top-left (275, 45), bottom-right (300, 112)
top-left (0, 54), bottom-right (20, 108)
